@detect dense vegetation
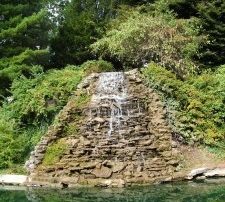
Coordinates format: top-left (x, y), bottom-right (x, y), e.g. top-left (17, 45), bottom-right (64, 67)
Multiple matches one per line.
top-left (0, 0), bottom-right (225, 171)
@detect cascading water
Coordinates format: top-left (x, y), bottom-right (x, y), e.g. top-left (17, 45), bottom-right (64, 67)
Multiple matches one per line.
top-left (90, 72), bottom-right (128, 138)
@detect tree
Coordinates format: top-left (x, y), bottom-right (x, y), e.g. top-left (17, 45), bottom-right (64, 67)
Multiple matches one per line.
top-left (166, 0), bottom-right (203, 19)
top-left (0, 1), bottom-right (50, 58)
top-left (165, 0), bottom-right (225, 68)
top-left (124, 0), bottom-right (155, 6)
top-left (47, 0), bottom-right (70, 27)
top-left (198, 0), bottom-right (225, 67)
top-left (91, 7), bottom-right (205, 78)
top-left (50, 0), bottom-right (129, 68)
top-left (0, 0), bottom-right (52, 100)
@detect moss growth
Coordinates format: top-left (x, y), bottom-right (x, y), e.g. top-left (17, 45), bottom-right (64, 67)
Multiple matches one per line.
top-left (63, 91), bottom-right (90, 136)
top-left (42, 140), bottom-right (67, 165)
top-left (65, 122), bottom-right (79, 136)
top-left (73, 90), bottom-right (91, 110)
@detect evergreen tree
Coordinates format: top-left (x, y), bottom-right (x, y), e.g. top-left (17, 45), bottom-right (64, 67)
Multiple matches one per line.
top-left (125, 0), bottom-right (155, 6)
top-left (198, 0), bottom-right (225, 66)
top-left (50, 0), bottom-right (128, 67)
top-left (0, 1), bottom-right (50, 58)
top-left (0, 0), bottom-right (52, 99)
top-left (167, 0), bottom-right (203, 18)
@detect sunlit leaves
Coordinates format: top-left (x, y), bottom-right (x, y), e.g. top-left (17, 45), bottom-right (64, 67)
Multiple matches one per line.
top-left (142, 63), bottom-right (225, 145)
top-left (91, 6), bottom-right (205, 78)
top-left (2, 67), bottom-right (83, 126)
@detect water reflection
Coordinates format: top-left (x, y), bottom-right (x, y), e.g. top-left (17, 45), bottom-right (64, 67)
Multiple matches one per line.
top-left (1, 180), bottom-right (225, 202)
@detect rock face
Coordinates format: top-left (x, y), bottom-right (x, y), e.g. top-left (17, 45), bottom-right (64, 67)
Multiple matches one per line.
top-left (25, 69), bottom-right (180, 188)
top-left (186, 167), bottom-right (225, 180)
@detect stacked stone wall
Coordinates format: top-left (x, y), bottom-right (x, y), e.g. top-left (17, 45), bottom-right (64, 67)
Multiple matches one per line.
top-left (25, 69), bottom-right (180, 188)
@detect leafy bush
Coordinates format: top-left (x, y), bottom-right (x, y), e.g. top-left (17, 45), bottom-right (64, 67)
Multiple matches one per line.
top-left (0, 59), bottom-right (115, 170)
top-left (1, 65), bottom-right (84, 127)
top-left (0, 133), bottom-right (28, 168)
top-left (142, 63), bottom-right (225, 145)
top-left (91, 5), bottom-right (205, 78)
top-left (0, 65), bottom-right (85, 168)
top-left (0, 49), bottom-right (50, 100)
top-left (80, 59), bottom-right (114, 76)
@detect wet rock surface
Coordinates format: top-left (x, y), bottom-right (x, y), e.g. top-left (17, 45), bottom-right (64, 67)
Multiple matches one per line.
top-left (25, 69), bottom-right (180, 188)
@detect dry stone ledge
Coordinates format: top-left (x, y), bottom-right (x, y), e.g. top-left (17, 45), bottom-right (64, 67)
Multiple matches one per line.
top-left (0, 175), bottom-right (27, 185)
top-left (204, 168), bottom-right (225, 177)
top-left (25, 69), bottom-right (181, 188)
top-left (187, 167), bottom-right (225, 180)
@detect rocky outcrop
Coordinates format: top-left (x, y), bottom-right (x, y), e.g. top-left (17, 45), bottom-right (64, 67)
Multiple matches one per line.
top-left (186, 167), bottom-right (225, 180)
top-left (25, 69), bottom-right (180, 188)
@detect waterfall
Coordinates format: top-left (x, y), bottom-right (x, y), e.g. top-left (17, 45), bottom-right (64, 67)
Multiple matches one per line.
top-left (90, 72), bottom-right (127, 137)
top-left (25, 69), bottom-right (177, 187)
top-left (88, 71), bottom-right (146, 139)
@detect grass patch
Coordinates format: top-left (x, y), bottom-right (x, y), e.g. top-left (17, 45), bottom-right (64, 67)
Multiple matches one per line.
top-left (0, 164), bottom-right (26, 175)
top-left (207, 143), bottom-right (225, 161)
top-left (65, 122), bottom-right (79, 136)
top-left (42, 140), bottom-right (67, 165)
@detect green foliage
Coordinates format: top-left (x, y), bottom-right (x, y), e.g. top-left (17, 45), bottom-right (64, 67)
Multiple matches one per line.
top-left (2, 66), bottom-right (83, 126)
top-left (168, 0), bottom-right (225, 67)
top-left (0, 49), bottom-right (49, 72)
top-left (167, 0), bottom-right (203, 18)
top-left (207, 142), bottom-right (225, 161)
top-left (54, 88), bottom-right (91, 133)
top-left (42, 140), bottom-right (67, 165)
top-left (0, 133), bottom-right (28, 168)
top-left (0, 104), bottom-right (49, 169)
top-left (142, 63), bottom-right (225, 145)
top-left (24, 123), bottom-right (49, 152)
top-left (0, 0), bottom-right (225, 170)
top-left (47, 0), bottom-right (70, 27)
top-left (91, 5), bottom-right (205, 78)
top-left (81, 60), bottom-right (114, 75)
top-left (142, 62), bottom-right (188, 108)
top-left (50, 0), bottom-right (120, 67)
top-left (65, 123), bottom-right (79, 136)
top-left (0, 11), bottom-right (45, 39)
top-left (0, 2), bottom-right (51, 59)
top-left (0, 0), bottom-right (53, 100)
top-left (0, 164), bottom-right (26, 175)
top-left (73, 91), bottom-right (91, 109)
top-left (0, 66), bottom-right (84, 168)
top-left (198, 0), bottom-right (225, 66)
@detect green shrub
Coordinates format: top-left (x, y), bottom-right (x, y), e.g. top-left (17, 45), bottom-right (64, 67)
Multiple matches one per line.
top-left (2, 66), bottom-right (84, 127)
top-left (0, 133), bottom-right (28, 168)
top-left (0, 105), bottom-right (49, 169)
top-left (64, 122), bottom-right (79, 136)
top-left (81, 59), bottom-right (114, 76)
top-left (142, 63), bottom-right (225, 146)
top-left (142, 62), bottom-right (189, 108)
top-left (0, 65), bottom-right (85, 168)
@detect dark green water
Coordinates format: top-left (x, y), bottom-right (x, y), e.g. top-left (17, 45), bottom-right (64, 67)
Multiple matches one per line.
top-left (1, 180), bottom-right (225, 202)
